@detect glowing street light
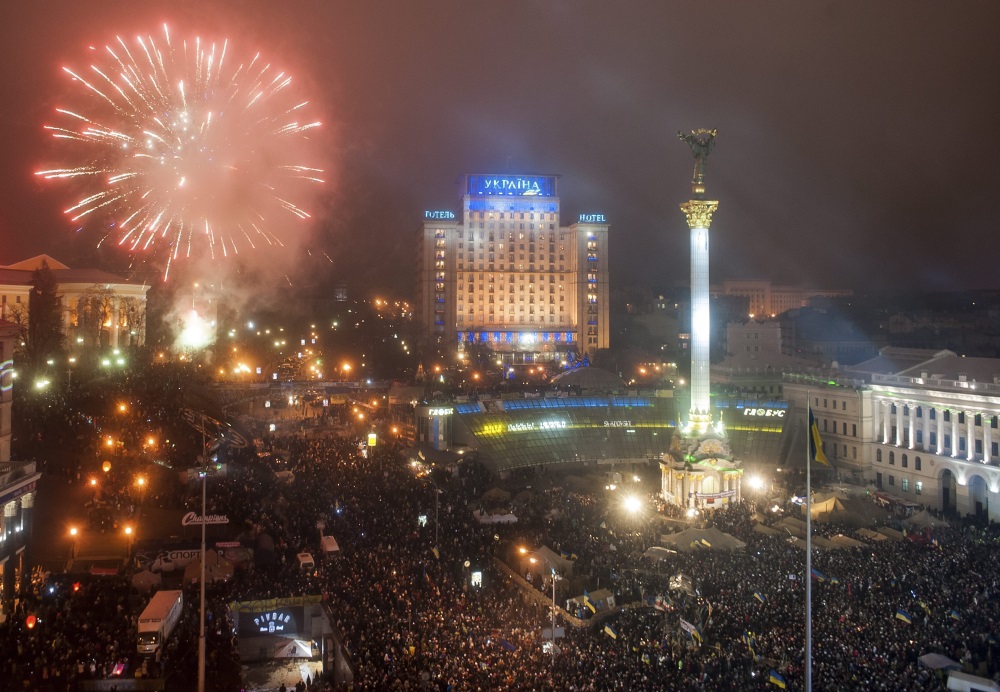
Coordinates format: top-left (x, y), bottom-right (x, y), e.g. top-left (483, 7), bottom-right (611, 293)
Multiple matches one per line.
top-left (519, 547), bottom-right (559, 667)
top-left (623, 495), bottom-right (643, 514)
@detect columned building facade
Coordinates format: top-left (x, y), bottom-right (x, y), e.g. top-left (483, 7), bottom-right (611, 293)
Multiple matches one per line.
top-left (0, 321), bottom-right (40, 607)
top-left (0, 255), bottom-right (149, 349)
top-left (783, 350), bottom-right (1000, 521)
top-left (415, 174), bottom-right (610, 365)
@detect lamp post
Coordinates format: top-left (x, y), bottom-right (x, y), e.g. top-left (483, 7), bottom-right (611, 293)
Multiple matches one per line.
top-left (197, 465), bottom-right (207, 692)
top-left (520, 547), bottom-right (558, 668)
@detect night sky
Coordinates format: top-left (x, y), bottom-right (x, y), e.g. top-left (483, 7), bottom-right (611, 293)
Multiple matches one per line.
top-left (2, 1), bottom-right (998, 296)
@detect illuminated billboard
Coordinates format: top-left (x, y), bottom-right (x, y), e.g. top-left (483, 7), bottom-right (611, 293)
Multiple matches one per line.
top-left (467, 174), bottom-right (556, 197)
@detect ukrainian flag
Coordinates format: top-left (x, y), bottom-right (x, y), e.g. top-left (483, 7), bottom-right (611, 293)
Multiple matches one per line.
top-left (895, 609), bottom-right (912, 624)
top-left (809, 408), bottom-right (829, 465)
top-left (950, 609), bottom-right (961, 620)
top-left (604, 624), bottom-right (618, 640)
top-left (754, 592), bottom-right (766, 604)
top-left (584, 590), bottom-right (597, 614)
top-left (810, 567), bottom-right (827, 582)
top-left (769, 670), bottom-right (787, 688)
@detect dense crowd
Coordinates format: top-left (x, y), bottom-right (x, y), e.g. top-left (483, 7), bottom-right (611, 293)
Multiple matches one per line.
top-left (4, 368), bottom-right (1000, 690)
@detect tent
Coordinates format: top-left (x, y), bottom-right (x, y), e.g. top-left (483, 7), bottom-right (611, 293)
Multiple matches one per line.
top-left (274, 638), bottom-right (314, 658)
top-left (184, 550), bottom-right (234, 585)
top-left (643, 546), bottom-right (677, 562)
top-left (660, 527), bottom-right (746, 552)
top-left (904, 509), bottom-right (950, 530)
top-left (753, 524), bottom-right (782, 537)
top-left (523, 545), bottom-right (574, 576)
top-left (481, 487), bottom-right (512, 504)
top-left (858, 528), bottom-right (889, 541)
top-left (775, 517), bottom-right (808, 538)
top-left (829, 534), bottom-right (866, 549)
top-left (918, 652), bottom-right (962, 671)
top-left (567, 588), bottom-right (615, 612)
top-left (806, 491), bottom-right (848, 520)
top-left (131, 569), bottom-right (161, 593)
top-left (876, 526), bottom-right (904, 541)
top-left (786, 536), bottom-right (835, 552)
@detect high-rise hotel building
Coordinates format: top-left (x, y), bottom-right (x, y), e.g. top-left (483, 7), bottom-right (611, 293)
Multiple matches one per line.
top-left (416, 174), bottom-right (610, 365)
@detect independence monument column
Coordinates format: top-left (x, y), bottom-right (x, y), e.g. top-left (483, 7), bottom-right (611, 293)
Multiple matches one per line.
top-left (660, 130), bottom-right (741, 512)
top-left (678, 129), bottom-right (718, 434)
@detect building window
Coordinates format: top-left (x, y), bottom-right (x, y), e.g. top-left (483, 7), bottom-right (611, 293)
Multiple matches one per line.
top-left (852, 424), bottom-right (857, 437)
top-left (914, 457), bottom-right (921, 471)
top-left (888, 475), bottom-right (895, 486)
top-left (915, 481), bottom-right (922, 495)
top-left (889, 451), bottom-right (895, 465)
top-left (901, 454), bottom-right (908, 468)
top-left (901, 478), bottom-right (909, 492)
top-left (876, 449), bottom-right (882, 462)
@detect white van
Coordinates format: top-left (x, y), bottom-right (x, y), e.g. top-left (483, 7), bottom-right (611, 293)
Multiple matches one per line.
top-left (948, 671), bottom-right (1000, 692)
top-left (297, 552), bottom-right (315, 571)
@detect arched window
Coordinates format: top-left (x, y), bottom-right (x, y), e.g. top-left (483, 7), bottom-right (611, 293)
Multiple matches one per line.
top-left (889, 451), bottom-right (895, 465)
top-left (876, 449), bottom-right (882, 462)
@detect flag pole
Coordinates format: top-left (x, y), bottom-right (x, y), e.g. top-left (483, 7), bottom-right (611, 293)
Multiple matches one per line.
top-left (805, 393), bottom-right (813, 692)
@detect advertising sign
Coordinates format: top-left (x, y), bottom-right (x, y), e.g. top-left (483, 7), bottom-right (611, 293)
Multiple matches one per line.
top-left (238, 606), bottom-right (304, 638)
top-left (181, 512), bottom-right (230, 526)
top-left (467, 174), bottom-right (556, 197)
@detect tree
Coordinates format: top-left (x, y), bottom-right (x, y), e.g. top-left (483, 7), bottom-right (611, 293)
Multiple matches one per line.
top-left (27, 260), bottom-right (65, 369)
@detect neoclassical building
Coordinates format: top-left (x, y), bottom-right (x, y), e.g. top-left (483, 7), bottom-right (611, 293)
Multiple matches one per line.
top-left (0, 320), bottom-right (40, 604)
top-left (0, 255), bottom-right (149, 349)
top-left (784, 348), bottom-right (1000, 520)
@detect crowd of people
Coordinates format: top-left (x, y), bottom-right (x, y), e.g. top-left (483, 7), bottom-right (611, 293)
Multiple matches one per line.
top-left (4, 367), bottom-right (1000, 690)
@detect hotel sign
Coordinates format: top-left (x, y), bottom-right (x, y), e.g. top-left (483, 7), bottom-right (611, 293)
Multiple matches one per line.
top-left (425, 210), bottom-right (456, 220)
top-left (578, 214), bottom-right (606, 223)
top-left (467, 174), bottom-right (556, 197)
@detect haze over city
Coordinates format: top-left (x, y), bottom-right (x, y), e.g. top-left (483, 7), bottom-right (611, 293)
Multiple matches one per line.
top-left (2, 1), bottom-right (999, 295)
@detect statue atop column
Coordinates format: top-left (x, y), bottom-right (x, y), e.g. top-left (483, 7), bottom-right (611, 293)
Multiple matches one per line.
top-left (677, 129), bottom-right (717, 198)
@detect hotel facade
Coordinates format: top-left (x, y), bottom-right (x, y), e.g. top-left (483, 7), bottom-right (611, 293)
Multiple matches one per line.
top-left (415, 174), bottom-right (610, 365)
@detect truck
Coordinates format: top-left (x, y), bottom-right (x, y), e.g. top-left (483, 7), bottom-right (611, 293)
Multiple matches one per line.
top-left (137, 590), bottom-right (184, 656)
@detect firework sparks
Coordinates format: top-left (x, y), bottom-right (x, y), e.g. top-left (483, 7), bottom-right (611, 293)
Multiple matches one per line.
top-left (37, 25), bottom-right (325, 278)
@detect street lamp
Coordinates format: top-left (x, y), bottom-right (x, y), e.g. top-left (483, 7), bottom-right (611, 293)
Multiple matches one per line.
top-left (623, 495), bottom-right (643, 515)
top-left (519, 547), bottom-right (559, 667)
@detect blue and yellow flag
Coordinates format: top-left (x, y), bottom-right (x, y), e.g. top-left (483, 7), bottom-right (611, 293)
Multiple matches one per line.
top-left (809, 408), bottom-right (829, 465)
top-left (950, 609), bottom-right (961, 621)
top-left (604, 624), bottom-right (618, 640)
top-left (810, 567), bottom-right (827, 582)
top-left (895, 609), bottom-right (912, 624)
top-left (754, 592), bottom-right (767, 604)
top-left (584, 590), bottom-right (597, 613)
top-left (769, 670), bottom-right (787, 688)
top-left (431, 546), bottom-right (439, 560)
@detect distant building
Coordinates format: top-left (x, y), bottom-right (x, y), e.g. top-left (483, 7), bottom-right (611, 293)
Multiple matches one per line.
top-left (0, 320), bottom-right (40, 602)
top-left (0, 255), bottom-right (149, 349)
top-left (713, 320), bottom-right (818, 399)
top-left (415, 174), bottom-right (610, 365)
top-left (715, 280), bottom-right (852, 319)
